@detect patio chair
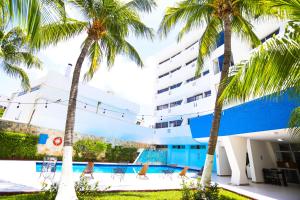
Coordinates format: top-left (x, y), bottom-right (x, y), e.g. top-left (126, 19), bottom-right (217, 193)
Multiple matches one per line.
top-left (111, 167), bottom-right (127, 181)
top-left (198, 166), bottom-right (204, 176)
top-left (179, 167), bottom-right (189, 178)
top-left (137, 164), bottom-right (149, 179)
top-left (40, 156), bottom-right (57, 181)
top-left (162, 169), bottom-right (175, 179)
top-left (81, 162), bottom-right (94, 179)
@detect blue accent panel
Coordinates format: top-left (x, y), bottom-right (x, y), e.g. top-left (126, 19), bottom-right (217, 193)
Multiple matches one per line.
top-left (38, 133), bottom-right (48, 144)
top-left (218, 55), bottom-right (224, 71)
top-left (189, 92), bottom-right (300, 138)
top-left (217, 31), bottom-right (224, 47)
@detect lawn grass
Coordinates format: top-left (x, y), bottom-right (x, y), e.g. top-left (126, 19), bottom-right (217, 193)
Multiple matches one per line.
top-left (0, 189), bottom-right (250, 200)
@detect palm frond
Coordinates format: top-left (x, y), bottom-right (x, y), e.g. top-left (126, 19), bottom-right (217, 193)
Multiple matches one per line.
top-left (84, 40), bottom-right (101, 81)
top-left (31, 18), bottom-right (88, 49)
top-left (196, 17), bottom-right (222, 75)
top-left (119, 40), bottom-right (143, 68)
top-left (231, 14), bottom-right (261, 47)
top-left (124, 0), bottom-right (157, 13)
top-left (288, 106), bottom-right (300, 141)
top-left (1, 62), bottom-right (30, 90)
top-left (158, 0), bottom-right (208, 38)
top-left (220, 35), bottom-right (300, 103)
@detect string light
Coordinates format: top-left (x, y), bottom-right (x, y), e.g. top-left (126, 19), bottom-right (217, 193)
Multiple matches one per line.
top-left (0, 99), bottom-right (213, 119)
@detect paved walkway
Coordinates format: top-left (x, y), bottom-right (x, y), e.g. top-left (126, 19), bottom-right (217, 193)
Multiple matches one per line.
top-left (0, 172), bottom-right (299, 200)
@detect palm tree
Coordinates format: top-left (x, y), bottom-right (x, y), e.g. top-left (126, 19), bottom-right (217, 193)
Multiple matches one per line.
top-left (0, 16), bottom-right (42, 90)
top-left (220, 0), bottom-right (300, 139)
top-left (33, 0), bottom-right (156, 199)
top-left (158, 0), bottom-right (271, 186)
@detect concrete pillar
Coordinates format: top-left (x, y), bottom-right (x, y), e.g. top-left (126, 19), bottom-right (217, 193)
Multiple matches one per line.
top-left (223, 136), bottom-right (249, 185)
top-left (247, 139), bottom-right (276, 183)
top-left (216, 142), bottom-right (231, 176)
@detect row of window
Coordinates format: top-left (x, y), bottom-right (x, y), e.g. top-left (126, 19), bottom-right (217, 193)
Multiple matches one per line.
top-left (157, 82), bottom-right (182, 94)
top-left (186, 90), bottom-right (212, 103)
top-left (156, 90), bottom-right (212, 111)
top-left (157, 70), bottom-right (210, 95)
top-left (155, 119), bottom-right (183, 128)
top-left (18, 85), bottom-right (41, 96)
top-left (172, 145), bottom-right (206, 149)
top-left (158, 31), bottom-right (225, 67)
top-left (158, 57), bottom-right (197, 80)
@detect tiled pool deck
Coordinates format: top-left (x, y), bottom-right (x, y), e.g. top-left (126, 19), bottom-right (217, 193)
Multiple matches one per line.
top-left (0, 161), bottom-right (299, 200)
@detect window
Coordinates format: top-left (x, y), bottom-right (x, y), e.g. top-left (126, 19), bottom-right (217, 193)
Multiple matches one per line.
top-left (157, 87), bottom-right (169, 94)
top-left (187, 93), bottom-right (203, 103)
top-left (169, 120), bottom-right (182, 127)
top-left (204, 90), bottom-right (211, 97)
top-left (186, 75), bottom-right (200, 83)
top-left (170, 100), bottom-right (182, 108)
top-left (185, 41), bottom-right (198, 50)
top-left (31, 85), bottom-right (41, 92)
top-left (217, 31), bottom-right (224, 47)
top-left (170, 66), bottom-right (181, 74)
top-left (158, 72), bottom-right (169, 79)
top-left (191, 145), bottom-right (206, 149)
top-left (156, 145), bottom-right (168, 149)
top-left (159, 58), bottom-right (170, 65)
top-left (186, 57), bottom-right (197, 66)
top-left (172, 145), bottom-right (185, 149)
top-left (18, 85), bottom-right (41, 96)
top-left (155, 122), bottom-right (168, 129)
top-left (203, 70), bottom-right (209, 76)
top-left (157, 104), bottom-right (168, 110)
top-left (171, 52), bottom-right (181, 59)
top-left (261, 29), bottom-right (280, 43)
top-left (170, 82), bottom-right (182, 90)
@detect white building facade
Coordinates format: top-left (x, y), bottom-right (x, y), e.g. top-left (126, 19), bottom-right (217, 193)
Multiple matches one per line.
top-left (152, 19), bottom-right (300, 185)
top-left (2, 71), bottom-right (154, 143)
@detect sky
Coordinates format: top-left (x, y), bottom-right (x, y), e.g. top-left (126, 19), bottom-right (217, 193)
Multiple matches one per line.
top-left (0, 0), bottom-right (181, 110)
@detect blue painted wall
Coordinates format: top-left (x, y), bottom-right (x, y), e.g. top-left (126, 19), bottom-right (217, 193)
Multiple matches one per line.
top-left (189, 92), bottom-right (299, 138)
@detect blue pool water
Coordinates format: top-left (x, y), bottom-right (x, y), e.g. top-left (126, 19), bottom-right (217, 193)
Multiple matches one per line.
top-left (36, 163), bottom-right (199, 174)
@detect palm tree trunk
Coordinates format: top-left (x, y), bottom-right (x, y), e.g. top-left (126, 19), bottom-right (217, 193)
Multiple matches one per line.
top-left (200, 14), bottom-right (232, 187)
top-left (56, 37), bottom-right (93, 200)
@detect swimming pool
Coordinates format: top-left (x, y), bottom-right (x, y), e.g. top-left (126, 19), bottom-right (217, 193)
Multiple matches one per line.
top-left (36, 163), bottom-right (199, 174)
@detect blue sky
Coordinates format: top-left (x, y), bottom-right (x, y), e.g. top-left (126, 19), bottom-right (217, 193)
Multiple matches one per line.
top-left (0, 1), bottom-right (181, 106)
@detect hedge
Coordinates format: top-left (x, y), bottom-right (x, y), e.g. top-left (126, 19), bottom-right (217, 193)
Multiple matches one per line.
top-left (105, 144), bottom-right (138, 163)
top-left (0, 131), bottom-right (38, 160)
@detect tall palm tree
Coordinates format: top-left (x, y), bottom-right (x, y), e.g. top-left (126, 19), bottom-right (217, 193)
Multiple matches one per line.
top-left (0, 14), bottom-right (42, 90)
top-left (33, 0), bottom-right (156, 199)
top-left (158, 0), bottom-right (271, 186)
top-left (220, 0), bottom-right (300, 139)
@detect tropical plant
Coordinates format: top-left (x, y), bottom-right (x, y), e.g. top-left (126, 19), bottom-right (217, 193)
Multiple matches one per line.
top-left (33, 0), bottom-right (156, 199)
top-left (0, 20), bottom-right (42, 90)
top-left (74, 138), bottom-right (107, 161)
top-left (220, 0), bottom-right (300, 139)
top-left (158, 0), bottom-right (272, 186)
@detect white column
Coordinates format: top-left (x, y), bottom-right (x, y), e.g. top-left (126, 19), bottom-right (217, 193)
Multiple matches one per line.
top-left (247, 139), bottom-right (277, 183)
top-left (216, 142), bottom-right (231, 176)
top-left (223, 136), bottom-right (248, 185)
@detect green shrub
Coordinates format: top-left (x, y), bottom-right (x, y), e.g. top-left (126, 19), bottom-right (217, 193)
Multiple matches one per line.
top-left (105, 144), bottom-right (138, 163)
top-left (181, 179), bottom-right (220, 200)
top-left (0, 108), bottom-right (5, 117)
top-left (74, 138), bottom-right (107, 161)
top-left (0, 131), bottom-right (38, 160)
